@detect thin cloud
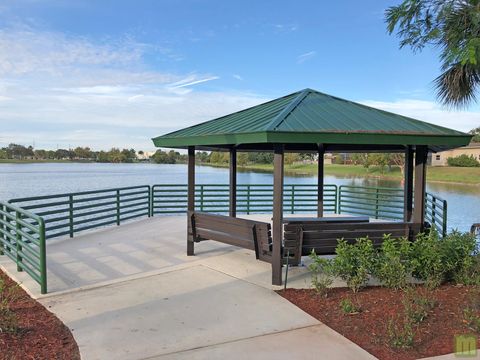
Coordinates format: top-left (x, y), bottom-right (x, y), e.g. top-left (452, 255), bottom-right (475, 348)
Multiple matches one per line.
top-left (360, 99), bottom-right (480, 132)
top-left (296, 51), bottom-right (316, 64)
top-left (167, 76), bottom-right (219, 89)
top-left (272, 23), bottom-right (298, 33)
top-left (233, 74), bottom-right (243, 81)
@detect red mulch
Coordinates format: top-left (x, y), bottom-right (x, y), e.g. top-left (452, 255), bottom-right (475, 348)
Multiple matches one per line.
top-left (0, 270), bottom-right (80, 360)
top-left (278, 285), bottom-right (480, 360)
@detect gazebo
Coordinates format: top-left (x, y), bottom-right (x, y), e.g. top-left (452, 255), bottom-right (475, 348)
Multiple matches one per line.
top-left (152, 88), bottom-right (472, 285)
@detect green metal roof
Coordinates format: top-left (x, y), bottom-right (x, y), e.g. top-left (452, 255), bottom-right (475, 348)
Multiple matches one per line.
top-left (152, 88), bottom-right (472, 151)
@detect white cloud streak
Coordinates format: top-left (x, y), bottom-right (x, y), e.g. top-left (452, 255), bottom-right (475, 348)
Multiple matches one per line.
top-left (296, 51), bottom-right (316, 64)
top-left (360, 99), bottom-right (480, 133)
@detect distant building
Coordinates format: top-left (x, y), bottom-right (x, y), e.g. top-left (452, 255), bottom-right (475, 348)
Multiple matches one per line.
top-left (136, 151), bottom-right (155, 161)
top-left (430, 143), bottom-right (480, 166)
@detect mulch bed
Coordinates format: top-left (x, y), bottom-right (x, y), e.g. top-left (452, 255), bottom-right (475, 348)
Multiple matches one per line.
top-left (278, 285), bottom-right (480, 360)
top-left (0, 270), bottom-right (80, 360)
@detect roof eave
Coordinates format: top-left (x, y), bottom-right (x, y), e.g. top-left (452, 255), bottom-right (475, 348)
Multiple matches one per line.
top-left (153, 131), bottom-right (472, 150)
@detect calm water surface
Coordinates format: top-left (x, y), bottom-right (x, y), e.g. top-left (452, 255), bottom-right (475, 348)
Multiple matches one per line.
top-left (0, 163), bottom-right (478, 232)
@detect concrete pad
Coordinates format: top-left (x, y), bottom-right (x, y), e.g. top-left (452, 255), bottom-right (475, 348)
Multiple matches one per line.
top-left (40, 265), bottom-right (320, 360)
top-left (1, 216), bottom-right (239, 297)
top-left (152, 324), bottom-right (376, 360)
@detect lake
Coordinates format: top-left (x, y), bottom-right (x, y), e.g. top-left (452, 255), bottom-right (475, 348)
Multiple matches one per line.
top-left (0, 163), bottom-right (478, 232)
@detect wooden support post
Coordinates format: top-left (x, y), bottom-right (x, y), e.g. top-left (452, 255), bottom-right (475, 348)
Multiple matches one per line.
top-left (272, 145), bottom-right (284, 286)
top-left (413, 145), bottom-right (428, 227)
top-left (229, 148), bottom-right (237, 217)
top-left (187, 146), bottom-right (195, 256)
top-left (404, 146), bottom-right (414, 222)
top-left (317, 144), bottom-right (325, 218)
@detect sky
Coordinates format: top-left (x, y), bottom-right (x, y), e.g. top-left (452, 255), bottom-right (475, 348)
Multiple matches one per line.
top-left (0, 0), bottom-right (479, 151)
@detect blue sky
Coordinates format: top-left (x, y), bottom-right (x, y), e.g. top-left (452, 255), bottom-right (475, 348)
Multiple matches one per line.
top-left (0, 0), bottom-right (478, 151)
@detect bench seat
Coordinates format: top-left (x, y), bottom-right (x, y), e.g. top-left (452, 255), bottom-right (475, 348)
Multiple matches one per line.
top-left (189, 211), bottom-right (273, 263)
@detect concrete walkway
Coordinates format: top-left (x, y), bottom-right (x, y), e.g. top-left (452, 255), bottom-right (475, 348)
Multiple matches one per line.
top-left (1, 216), bottom-right (375, 359)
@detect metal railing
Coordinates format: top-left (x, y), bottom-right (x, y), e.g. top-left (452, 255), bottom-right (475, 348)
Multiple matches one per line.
top-left (1, 183), bottom-right (449, 294)
top-left (338, 185), bottom-right (447, 237)
top-left (152, 184), bottom-right (338, 215)
top-left (9, 186), bottom-right (151, 240)
top-left (0, 201), bottom-right (47, 294)
top-left (338, 185), bottom-right (404, 220)
top-left (425, 193), bottom-right (448, 237)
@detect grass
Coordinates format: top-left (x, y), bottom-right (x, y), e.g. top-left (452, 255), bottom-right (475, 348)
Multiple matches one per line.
top-left (205, 162), bottom-right (480, 185)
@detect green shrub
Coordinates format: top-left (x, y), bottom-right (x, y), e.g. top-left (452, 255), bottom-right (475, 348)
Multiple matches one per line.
top-left (0, 278), bottom-right (19, 334)
top-left (332, 237), bottom-right (376, 293)
top-left (464, 308), bottom-right (480, 333)
top-left (410, 231), bottom-right (444, 288)
top-left (440, 231), bottom-right (479, 284)
top-left (463, 287), bottom-right (480, 333)
top-left (386, 315), bottom-right (415, 348)
top-left (374, 235), bottom-right (412, 290)
top-left (402, 287), bottom-right (435, 324)
top-left (339, 297), bottom-right (361, 314)
top-left (447, 154), bottom-right (480, 167)
top-left (308, 251), bottom-right (335, 297)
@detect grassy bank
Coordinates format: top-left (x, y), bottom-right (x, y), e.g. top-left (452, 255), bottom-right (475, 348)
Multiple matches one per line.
top-left (204, 162), bottom-right (480, 185)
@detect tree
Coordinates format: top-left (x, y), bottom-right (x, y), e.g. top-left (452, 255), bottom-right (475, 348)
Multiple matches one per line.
top-left (469, 126), bottom-right (480, 142)
top-left (152, 149), bottom-right (176, 164)
top-left (285, 153), bottom-right (300, 165)
top-left (55, 149), bottom-right (70, 160)
top-left (196, 151), bottom-right (210, 163)
top-left (237, 152), bottom-right (248, 166)
top-left (74, 147), bottom-right (93, 160)
top-left (386, 0), bottom-right (480, 108)
top-left (34, 149), bottom-right (47, 159)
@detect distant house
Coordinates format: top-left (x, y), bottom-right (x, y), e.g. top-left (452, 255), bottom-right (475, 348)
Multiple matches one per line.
top-left (136, 151), bottom-right (155, 161)
top-left (430, 142), bottom-right (480, 166)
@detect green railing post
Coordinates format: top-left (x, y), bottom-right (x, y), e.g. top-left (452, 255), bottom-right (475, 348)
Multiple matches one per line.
top-left (291, 185), bottom-right (295, 214)
top-left (69, 194), bottom-right (74, 238)
top-left (334, 185), bottom-right (338, 214)
top-left (149, 186), bottom-right (153, 217)
top-left (0, 204), bottom-right (4, 256)
top-left (442, 200), bottom-right (448, 237)
top-left (431, 195), bottom-right (437, 230)
top-left (15, 211), bottom-right (22, 272)
top-left (247, 185), bottom-right (251, 215)
top-left (375, 188), bottom-right (380, 219)
top-left (39, 218), bottom-right (47, 294)
top-left (116, 189), bottom-right (121, 225)
top-left (338, 186), bottom-right (342, 214)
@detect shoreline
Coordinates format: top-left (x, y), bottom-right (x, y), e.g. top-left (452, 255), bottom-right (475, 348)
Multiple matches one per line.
top-left (1, 160), bottom-right (479, 186)
top-left (200, 162), bottom-right (480, 186)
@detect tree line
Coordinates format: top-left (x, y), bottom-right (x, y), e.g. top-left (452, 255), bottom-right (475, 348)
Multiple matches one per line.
top-left (0, 144), bottom-right (138, 163)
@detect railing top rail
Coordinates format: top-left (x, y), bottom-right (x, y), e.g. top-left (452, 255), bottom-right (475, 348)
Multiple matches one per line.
top-left (9, 185), bottom-right (150, 203)
top-left (339, 185), bottom-right (403, 192)
top-left (425, 192), bottom-right (447, 203)
top-left (0, 200), bottom-right (45, 223)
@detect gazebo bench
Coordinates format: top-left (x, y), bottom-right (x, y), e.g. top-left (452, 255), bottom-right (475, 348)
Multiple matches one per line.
top-left (283, 219), bottom-right (422, 263)
top-left (189, 212), bottom-right (273, 263)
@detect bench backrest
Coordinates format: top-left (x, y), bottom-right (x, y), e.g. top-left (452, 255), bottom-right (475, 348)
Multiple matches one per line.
top-left (190, 212), bottom-right (272, 262)
top-left (284, 220), bottom-right (422, 256)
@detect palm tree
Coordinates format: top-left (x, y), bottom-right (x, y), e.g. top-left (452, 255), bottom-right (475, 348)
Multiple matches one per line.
top-left (385, 0), bottom-right (480, 108)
